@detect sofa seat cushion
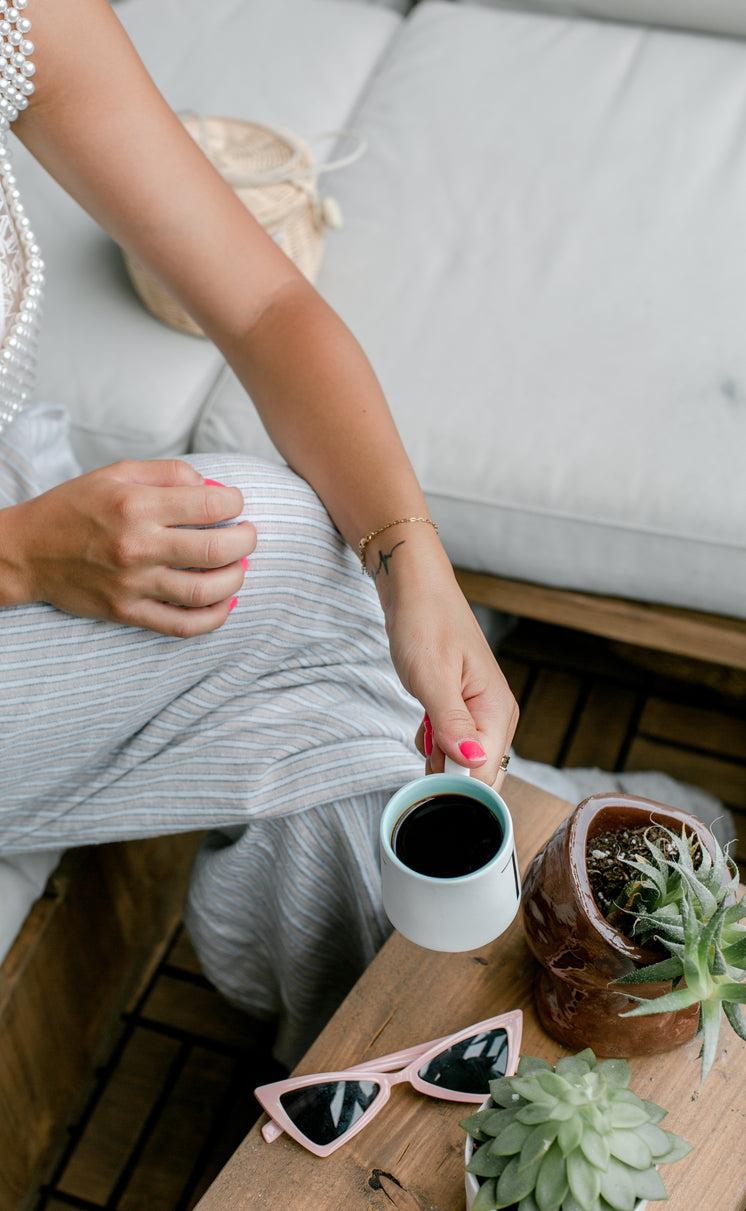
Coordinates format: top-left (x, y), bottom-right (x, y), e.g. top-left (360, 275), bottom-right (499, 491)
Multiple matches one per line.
top-left (13, 0), bottom-right (403, 472)
top-left (0, 851), bottom-right (63, 963)
top-left (195, 0), bottom-right (746, 618)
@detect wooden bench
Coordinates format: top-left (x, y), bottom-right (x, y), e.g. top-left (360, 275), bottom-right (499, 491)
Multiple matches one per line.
top-left (455, 571), bottom-right (746, 673)
top-left (0, 834), bottom-right (200, 1211)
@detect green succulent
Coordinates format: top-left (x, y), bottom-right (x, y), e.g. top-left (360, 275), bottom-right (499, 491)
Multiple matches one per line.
top-left (461, 1050), bottom-right (690, 1211)
top-left (610, 824), bottom-right (746, 1083)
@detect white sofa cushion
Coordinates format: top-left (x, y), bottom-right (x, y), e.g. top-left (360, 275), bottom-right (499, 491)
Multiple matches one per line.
top-left (195, 0), bottom-right (746, 618)
top-left (13, 0), bottom-right (403, 471)
top-left (454, 0), bottom-right (746, 40)
top-left (351, 0), bottom-right (413, 9)
top-left (0, 851), bottom-right (63, 964)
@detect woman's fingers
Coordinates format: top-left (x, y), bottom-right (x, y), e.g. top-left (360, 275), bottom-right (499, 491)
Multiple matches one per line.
top-left (491, 699), bottom-right (520, 793)
top-left (409, 637), bottom-right (519, 789)
top-left (149, 480), bottom-right (247, 529)
top-left (150, 562), bottom-right (248, 610)
top-left (163, 519), bottom-right (257, 572)
top-left (123, 472), bottom-right (256, 571)
top-left (417, 662), bottom-right (511, 785)
top-left (126, 595), bottom-right (239, 638)
top-left (424, 703), bottom-right (489, 776)
top-left (82, 464), bottom-right (257, 574)
top-left (105, 458), bottom-right (206, 489)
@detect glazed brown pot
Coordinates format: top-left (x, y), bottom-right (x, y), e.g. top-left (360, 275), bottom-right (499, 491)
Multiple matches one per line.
top-left (521, 793), bottom-right (719, 1057)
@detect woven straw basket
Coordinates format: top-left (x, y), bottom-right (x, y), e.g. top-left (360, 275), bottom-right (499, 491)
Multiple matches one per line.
top-left (123, 116), bottom-right (352, 337)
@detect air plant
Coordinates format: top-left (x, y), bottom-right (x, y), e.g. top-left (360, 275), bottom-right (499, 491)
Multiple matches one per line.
top-left (611, 823), bottom-right (746, 1083)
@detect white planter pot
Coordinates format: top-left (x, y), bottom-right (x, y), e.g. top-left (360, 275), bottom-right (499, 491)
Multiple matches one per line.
top-left (464, 1099), bottom-right (648, 1211)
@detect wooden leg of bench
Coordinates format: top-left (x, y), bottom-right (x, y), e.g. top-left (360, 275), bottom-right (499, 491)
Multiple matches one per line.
top-left (454, 569), bottom-right (746, 671)
top-left (0, 834), bottom-right (202, 1211)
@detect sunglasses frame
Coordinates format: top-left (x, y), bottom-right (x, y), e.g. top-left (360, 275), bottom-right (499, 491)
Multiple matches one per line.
top-left (255, 1008), bottom-right (522, 1157)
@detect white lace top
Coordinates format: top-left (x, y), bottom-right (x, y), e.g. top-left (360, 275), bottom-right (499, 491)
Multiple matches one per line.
top-left (0, 0), bottom-right (42, 436)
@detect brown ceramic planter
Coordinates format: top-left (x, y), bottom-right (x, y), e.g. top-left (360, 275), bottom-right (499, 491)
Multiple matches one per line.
top-left (521, 793), bottom-right (719, 1057)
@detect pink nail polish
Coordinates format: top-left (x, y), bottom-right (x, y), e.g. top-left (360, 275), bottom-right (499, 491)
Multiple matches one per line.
top-left (228, 596), bottom-right (238, 612)
top-left (204, 478), bottom-right (225, 487)
top-left (240, 557), bottom-right (249, 571)
top-left (422, 712), bottom-right (433, 756)
top-left (459, 739), bottom-right (486, 762)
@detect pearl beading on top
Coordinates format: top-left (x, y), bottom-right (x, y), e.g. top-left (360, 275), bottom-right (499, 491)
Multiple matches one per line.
top-left (0, 0), bottom-right (42, 435)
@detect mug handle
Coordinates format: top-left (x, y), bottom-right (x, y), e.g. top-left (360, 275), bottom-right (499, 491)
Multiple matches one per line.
top-left (443, 756), bottom-right (471, 777)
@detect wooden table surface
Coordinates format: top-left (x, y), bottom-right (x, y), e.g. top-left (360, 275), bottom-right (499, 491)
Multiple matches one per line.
top-left (196, 775), bottom-right (746, 1210)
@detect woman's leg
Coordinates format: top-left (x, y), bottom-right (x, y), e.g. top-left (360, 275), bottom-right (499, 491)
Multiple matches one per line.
top-left (1, 442), bottom-right (422, 1056)
top-left (180, 456), bottom-right (423, 1065)
top-left (185, 790), bottom-right (396, 1068)
top-left (1, 452), bottom-right (421, 848)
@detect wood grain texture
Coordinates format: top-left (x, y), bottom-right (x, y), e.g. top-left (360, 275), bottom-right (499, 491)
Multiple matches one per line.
top-left (58, 1027), bottom-right (182, 1204)
top-left (562, 682), bottom-right (638, 769)
top-left (0, 835), bottom-right (201, 1211)
top-left (509, 669), bottom-right (584, 765)
top-left (195, 776), bottom-right (746, 1211)
top-left (455, 570), bottom-right (746, 672)
top-left (118, 1046), bottom-right (237, 1211)
top-left (638, 696), bottom-right (746, 763)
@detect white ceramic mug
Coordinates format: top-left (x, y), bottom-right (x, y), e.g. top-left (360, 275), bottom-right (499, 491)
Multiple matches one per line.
top-left (379, 758), bottom-right (520, 951)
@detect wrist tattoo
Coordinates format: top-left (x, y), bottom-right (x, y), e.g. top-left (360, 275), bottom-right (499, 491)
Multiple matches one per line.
top-left (371, 539), bottom-right (405, 581)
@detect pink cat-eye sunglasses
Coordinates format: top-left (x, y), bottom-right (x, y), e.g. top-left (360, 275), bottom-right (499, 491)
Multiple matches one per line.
top-left (254, 1008), bottom-right (522, 1157)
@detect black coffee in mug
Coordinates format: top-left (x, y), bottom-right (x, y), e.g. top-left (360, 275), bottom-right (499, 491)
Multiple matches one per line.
top-left (391, 792), bottom-right (504, 879)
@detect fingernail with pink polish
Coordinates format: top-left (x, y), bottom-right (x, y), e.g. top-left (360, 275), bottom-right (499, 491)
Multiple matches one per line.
top-left (228, 596), bottom-right (238, 612)
top-left (459, 739), bottom-right (486, 762)
top-left (422, 712), bottom-right (433, 756)
top-left (240, 557), bottom-right (249, 571)
top-left (204, 478), bottom-right (225, 487)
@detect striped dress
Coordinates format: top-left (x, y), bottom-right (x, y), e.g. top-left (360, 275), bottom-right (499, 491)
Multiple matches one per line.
top-left (0, 15), bottom-right (422, 1067)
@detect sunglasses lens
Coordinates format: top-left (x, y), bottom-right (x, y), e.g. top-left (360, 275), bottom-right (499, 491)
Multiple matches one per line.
top-left (417, 1027), bottom-right (510, 1095)
top-left (279, 1079), bottom-right (381, 1147)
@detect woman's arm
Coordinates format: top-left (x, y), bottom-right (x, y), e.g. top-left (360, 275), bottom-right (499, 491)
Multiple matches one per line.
top-left (16, 0), bottom-right (425, 553)
top-left (11, 0), bottom-right (518, 779)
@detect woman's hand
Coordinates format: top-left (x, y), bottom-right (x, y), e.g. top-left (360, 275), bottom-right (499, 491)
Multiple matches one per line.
top-left (377, 536), bottom-right (519, 791)
top-left (0, 459), bottom-right (256, 635)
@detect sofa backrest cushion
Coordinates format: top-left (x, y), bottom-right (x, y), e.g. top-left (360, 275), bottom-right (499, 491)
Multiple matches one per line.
top-left (201, 0), bottom-right (745, 620)
top-left (455, 0), bottom-right (746, 39)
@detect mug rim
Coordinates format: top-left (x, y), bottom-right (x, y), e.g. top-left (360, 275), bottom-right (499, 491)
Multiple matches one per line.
top-left (380, 773), bottom-right (514, 885)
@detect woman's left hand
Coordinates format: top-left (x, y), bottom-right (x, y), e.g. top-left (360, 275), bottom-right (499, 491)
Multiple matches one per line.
top-left (379, 546), bottom-right (519, 791)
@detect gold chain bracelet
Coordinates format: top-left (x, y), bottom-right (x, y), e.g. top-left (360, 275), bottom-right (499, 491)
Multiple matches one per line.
top-left (358, 516), bottom-right (438, 573)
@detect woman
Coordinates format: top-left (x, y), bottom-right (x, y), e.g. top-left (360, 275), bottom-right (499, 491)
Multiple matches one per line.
top-left (0, 0), bottom-right (518, 1063)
